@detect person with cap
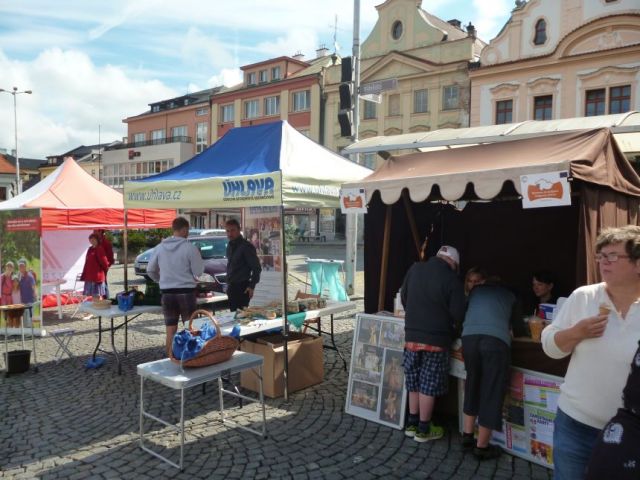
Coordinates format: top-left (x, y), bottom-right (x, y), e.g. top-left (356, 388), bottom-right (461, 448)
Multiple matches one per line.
top-left (400, 245), bottom-right (466, 442)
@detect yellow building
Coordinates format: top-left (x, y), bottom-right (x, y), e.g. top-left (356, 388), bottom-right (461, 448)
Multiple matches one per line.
top-left (324, 0), bottom-right (486, 168)
top-left (469, 0), bottom-right (640, 126)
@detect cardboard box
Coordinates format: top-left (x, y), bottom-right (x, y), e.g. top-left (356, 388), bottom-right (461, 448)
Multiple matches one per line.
top-left (240, 332), bottom-right (324, 398)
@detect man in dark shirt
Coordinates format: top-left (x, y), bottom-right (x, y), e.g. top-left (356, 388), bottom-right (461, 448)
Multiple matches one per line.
top-left (225, 219), bottom-right (262, 311)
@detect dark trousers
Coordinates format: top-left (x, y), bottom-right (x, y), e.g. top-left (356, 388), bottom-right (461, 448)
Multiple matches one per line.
top-left (227, 281), bottom-right (250, 312)
top-left (462, 334), bottom-right (510, 431)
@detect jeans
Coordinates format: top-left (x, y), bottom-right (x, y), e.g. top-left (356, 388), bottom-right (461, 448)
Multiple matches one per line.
top-left (553, 408), bottom-right (601, 480)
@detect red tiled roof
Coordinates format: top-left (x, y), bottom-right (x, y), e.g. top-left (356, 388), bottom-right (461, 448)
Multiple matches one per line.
top-left (0, 155), bottom-right (16, 174)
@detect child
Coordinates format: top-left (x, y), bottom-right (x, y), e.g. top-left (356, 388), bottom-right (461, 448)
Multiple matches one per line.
top-left (1, 261), bottom-right (14, 305)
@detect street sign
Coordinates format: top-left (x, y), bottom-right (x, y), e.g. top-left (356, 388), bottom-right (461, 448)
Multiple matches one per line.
top-left (359, 78), bottom-right (398, 95)
top-left (361, 93), bottom-right (381, 104)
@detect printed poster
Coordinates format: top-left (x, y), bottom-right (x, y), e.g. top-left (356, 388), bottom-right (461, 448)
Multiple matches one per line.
top-left (243, 206), bottom-right (283, 306)
top-left (346, 313), bottom-right (407, 430)
top-left (520, 170), bottom-right (571, 209)
top-left (0, 208), bottom-right (43, 334)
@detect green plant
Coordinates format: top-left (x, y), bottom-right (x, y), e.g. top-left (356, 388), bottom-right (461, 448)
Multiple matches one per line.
top-left (284, 223), bottom-right (296, 254)
top-left (126, 231), bottom-right (148, 255)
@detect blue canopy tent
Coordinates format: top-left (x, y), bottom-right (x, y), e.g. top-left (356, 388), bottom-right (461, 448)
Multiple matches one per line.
top-left (124, 121), bottom-right (371, 397)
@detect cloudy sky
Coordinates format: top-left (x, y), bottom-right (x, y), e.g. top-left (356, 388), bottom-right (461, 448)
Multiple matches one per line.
top-left (0, 0), bottom-right (512, 159)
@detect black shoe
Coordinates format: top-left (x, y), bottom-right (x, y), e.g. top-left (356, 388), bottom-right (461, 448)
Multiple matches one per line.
top-left (462, 433), bottom-right (475, 451)
top-left (473, 444), bottom-right (502, 461)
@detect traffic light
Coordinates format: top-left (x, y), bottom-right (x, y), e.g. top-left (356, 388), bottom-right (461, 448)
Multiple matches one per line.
top-left (338, 56), bottom-right (354, 137)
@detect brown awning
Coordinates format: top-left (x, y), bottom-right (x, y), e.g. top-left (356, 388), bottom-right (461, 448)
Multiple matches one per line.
top-left (343, 128), bottom-right (640, 204)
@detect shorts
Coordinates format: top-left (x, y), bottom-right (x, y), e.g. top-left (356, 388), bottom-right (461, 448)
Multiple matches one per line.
top-left (462, 335), bottom-right (510, 431)
top-left (403, 348), bottom-right (449, 396)
top-left (161, 291), bottom-right (197, 327)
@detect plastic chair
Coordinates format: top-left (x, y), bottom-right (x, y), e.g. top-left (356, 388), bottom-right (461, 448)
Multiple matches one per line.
top-left (295, 290), bottom-right (321, 335)
top-left (61, 274), bottom-right (89, 318)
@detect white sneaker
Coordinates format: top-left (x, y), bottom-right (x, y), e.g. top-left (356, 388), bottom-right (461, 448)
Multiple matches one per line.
top-left (82, 313), bottom-right (94, 320)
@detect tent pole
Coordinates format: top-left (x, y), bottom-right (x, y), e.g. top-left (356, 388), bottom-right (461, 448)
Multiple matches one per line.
top-left (280, 205), bottom-right (289, 401)
top-left (402, 190), bottom-right (421, 259)
top-left (123, 209), bottom-right (128, 291)
top-left (378, 205), bottom-right (392, 311)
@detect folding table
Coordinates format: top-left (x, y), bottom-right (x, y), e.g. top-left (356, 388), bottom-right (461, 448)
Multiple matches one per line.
top-left (137, 351), bottom-right (267, 470)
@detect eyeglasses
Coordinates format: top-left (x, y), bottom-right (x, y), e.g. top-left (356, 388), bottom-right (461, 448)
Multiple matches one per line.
top-left (595, 253), bottom-right (631, 263)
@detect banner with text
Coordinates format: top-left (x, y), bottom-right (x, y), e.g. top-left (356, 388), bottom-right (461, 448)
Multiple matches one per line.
top-left (520, 171), bottom-right (571, 209)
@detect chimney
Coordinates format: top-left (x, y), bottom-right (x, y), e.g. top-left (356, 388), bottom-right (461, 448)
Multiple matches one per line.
top-left (292, 51), bottom-right (305, 61)
top-left (447, 19), bottom-right (462, 29)
top-left (466, 22), bottom-right (476, 38)
top-left (316, 44), bottom-right (330, 58)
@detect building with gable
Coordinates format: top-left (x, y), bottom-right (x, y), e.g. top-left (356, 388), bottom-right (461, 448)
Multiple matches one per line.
top-left (324, 0), bottom-right (486, 168)
top-left (469, 0), bottom-right (640, 126)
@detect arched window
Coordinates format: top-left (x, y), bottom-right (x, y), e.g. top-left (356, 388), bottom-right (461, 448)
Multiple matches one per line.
top-left (534, 19), bottom-right (547, 45)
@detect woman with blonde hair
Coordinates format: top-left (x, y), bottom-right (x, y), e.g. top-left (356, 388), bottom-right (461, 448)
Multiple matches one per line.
top-left (542, 225), bottom-right (640, 479)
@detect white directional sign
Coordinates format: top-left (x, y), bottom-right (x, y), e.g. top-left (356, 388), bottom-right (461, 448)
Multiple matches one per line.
top-left (361, 93), bottom-right (382, 104)
top-left (359, 78), bottom-right (398, 95)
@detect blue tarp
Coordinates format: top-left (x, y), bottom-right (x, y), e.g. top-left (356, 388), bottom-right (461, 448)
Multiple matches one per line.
top-left (136, 121), bottom-right (284, 182)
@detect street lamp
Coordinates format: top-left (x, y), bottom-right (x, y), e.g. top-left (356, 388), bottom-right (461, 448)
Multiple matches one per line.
top-left (0, 86), bottom-right (32, 195)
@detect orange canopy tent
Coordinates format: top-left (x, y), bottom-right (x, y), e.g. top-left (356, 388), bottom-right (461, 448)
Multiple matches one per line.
top-left (0, 157), bottom-right (174, 229)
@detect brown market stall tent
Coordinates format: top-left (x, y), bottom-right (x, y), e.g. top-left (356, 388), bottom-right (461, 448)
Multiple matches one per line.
top-left (341, 128), bottom-right (640, 314)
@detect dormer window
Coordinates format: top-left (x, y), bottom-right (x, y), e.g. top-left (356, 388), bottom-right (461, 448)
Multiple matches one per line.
top-left (247, 72), bottom-right (257, 86)
top-left (534, 19), bottom-right (547, 45)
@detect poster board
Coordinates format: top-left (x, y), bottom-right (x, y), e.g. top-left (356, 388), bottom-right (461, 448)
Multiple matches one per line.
top-left (345, 313), bottom-right (407, 430)
top-left (450, 357), bottom-right (562, 469)
top-left (0, 208), bottom-right (43, 333)
top-left (243, 206), bottom-right (283, 306)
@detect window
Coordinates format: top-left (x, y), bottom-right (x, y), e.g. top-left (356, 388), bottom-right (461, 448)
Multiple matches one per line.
top-left (151, 129), bottom-right (165, 144)
top-left (221, 104), bottom-right (235, 123)
top-left (151, 105), bottom-right (160, 113)
top-left (363, 100), bottom-right (377, 119)
top-left (388, 94), bottom-right (400, 116)
top-left (196, 107), bottom-right (208, 116)
top-left (264, 96), bottom-right (280, 116)
top-left (442, 85), bottom-right (460, 110)
top-left (244, 99), bottom-right (259, 119)
top-left (363, 153), bottom-right (377, 170)
top-left (132, 133), bottom-right (145, 145)
top-left (610, 85), bottom-right (631, 114)
top-left (391, 21), bottom-right (403, 40)
top-left (292, 90), bottom-right (311, 112)
top-left (585, 89), bottom-right (606, 116)
top-left (259, 70), bottom-right (268, 83)
top-left (495, 100), bottom-right (513, 124)
top-left (534, 19), bottom-right (547, 45)
top-left (414, 89), bottom-right (428, 113)
top-left (196, 122), bottom-right (208, 153)
top-left (171, 125), bottom-right (187, 138)
top-left (271, 66), bottom-right (281, 81)
top-left (534, 95), bottom-right (553, 121)
top-left (247, 72), bottom-right (256, 86)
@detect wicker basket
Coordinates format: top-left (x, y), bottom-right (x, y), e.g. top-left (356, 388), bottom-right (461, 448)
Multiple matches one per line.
top-left (171, 309), bottom-right (239, 368)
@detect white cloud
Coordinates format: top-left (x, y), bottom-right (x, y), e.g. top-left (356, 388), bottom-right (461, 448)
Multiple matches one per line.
top-left (0, 48), bottom-right (176, 158)
top-left (207, 69), bottom-right (243, 88)
top-left (471, 0), bottom-right (513, 41)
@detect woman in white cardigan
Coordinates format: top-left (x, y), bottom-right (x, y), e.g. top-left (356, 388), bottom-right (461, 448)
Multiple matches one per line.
top-left (541, 225), bottom-right (640, 480)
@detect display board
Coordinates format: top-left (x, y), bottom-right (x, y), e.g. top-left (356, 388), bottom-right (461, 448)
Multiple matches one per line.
top-left (0, 208), bottom-right (42, 333)
top-left (243, 206), bottom-right (283, 306)
top-left (346, 313), bottom-right (406, 430)
top-left (450, 356), bottom-right (562, 469)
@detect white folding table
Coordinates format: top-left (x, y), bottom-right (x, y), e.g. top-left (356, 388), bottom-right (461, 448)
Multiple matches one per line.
top-left (137, 351), bottom-right (267, 470)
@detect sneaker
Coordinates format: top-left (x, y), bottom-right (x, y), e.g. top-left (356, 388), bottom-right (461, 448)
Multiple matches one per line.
top-left (473, 444), bottom-right (502, 461)
top-left (82, 313), bottom-right (94, 320)
top-left (462, 433), bottom-right (475, 451)
top-left (414, 424), bottom-right (444, 443)
top-left (404, 424), bottom-right (418, 438)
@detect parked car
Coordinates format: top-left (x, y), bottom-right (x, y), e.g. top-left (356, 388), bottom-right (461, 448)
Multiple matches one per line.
top-left (134, 235), bottom-right (229, 292)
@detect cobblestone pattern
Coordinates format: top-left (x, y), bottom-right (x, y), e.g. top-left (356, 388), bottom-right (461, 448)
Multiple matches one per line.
top-left (0, 265), bottom-right (553, 479)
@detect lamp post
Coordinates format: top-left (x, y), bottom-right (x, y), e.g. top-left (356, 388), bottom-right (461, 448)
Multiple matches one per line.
top-left (0, 86), bottom-right (32, 195)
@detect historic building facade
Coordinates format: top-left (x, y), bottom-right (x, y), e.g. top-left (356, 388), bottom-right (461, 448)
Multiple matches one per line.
top-left (324, 0), bottom-right (486, 168)
top-left (469, 0), bottom-right (640, 126)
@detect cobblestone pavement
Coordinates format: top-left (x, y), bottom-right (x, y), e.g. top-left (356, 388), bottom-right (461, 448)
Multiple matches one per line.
top-left (1, 259), bottom-right (553, 479)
